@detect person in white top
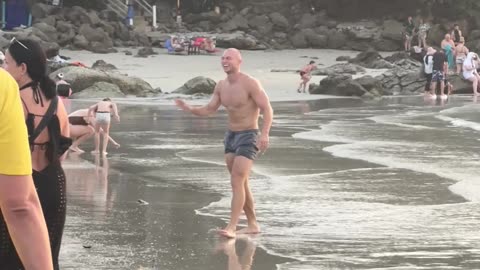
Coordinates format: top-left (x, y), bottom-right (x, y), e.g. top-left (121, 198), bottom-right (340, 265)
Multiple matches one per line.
top-left (423, 47), bottom-right (435, 94)
top-left (462, 52), bottom-right (480, 96)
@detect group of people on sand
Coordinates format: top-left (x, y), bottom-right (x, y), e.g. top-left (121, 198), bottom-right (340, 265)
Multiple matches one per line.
top-left (0, 37), bottom-right (122, 269)
top-left (166, 35), bottom-right (217, 55)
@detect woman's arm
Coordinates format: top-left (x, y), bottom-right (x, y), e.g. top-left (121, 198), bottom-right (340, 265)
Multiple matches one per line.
top-left (0, 174), bottom-right (53, 270)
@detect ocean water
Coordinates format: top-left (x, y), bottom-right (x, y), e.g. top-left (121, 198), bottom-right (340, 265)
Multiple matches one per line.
top-left (64, 95), bottom-right (480, 269)
top-left (166, 95), bottom-right (480, 269)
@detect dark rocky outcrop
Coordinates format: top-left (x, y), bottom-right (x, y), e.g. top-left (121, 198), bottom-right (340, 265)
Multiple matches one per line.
top-left (173, 77), bottom-right (217, 95)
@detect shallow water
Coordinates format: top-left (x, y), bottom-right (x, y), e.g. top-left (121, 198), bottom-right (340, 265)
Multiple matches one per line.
top-left (61, 95), bottom-right (480, 269)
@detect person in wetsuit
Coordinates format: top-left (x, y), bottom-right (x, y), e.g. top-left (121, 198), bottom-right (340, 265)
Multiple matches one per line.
top-left (2, 38), bottom-right (70, 270)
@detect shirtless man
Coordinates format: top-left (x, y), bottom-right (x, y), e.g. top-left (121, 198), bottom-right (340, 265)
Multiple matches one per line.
top-left (297, 61), bottom-right (316, 93)
top-left (175, 48), bottom-right (273, 238)
top-left (87, 98), bottom-right (120, 155)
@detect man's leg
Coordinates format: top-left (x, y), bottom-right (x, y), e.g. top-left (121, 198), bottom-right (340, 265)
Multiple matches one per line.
top-left (220, 156), bottom-right (254, 238)
top-left (225, 154), bottom-right (259, 234)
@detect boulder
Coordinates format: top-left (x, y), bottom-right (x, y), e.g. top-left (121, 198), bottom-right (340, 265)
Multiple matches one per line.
top-left (327, 30), bottom-right (347, 49)
top-left (312, 63), bottom-right (366, 76)
top-left (50, 66), bottom-right (158, 97)
top-left (270, 12), bottom-right (289, 30)
top-left (73, 35), bottom-right (89, 49)
top-left (354, 75), bottom-right (385, 96)
top-left (92, 60), bottom-right (117, 71)
top-left (31, 3), bottom-right (54, 20)
top-left (173, 76), bottom-right (216, 95)
top-left (310, 74), bottom-right (368, 96)
top-left (449, 74), bottom-right (474, 94)
top-left (33, 22), bottom-right (58, 42)
top-left (290, 31), bottom-right (308, 48)
top-left (336, 55), bottom-right (351, 61)
top-left (70, 82), bottom-right (125, 99)
top-left (136, 47), bottom-right (157, 57)
top-left (381, 20), bottom-right (404, 41)
top-left (215, 32), bottom-right (264, 50)
top-left (349, 48), bottom-right (394, 69)
top-left (299, 13), bottom-right (317, 29)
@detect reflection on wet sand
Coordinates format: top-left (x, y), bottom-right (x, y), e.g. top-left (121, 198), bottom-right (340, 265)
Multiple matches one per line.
top-left (215, 236), bottom-right (257, 270)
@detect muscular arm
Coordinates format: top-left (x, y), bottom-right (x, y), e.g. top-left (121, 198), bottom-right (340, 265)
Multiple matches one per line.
top-left (176, 84), bottom-right (222, 116)
top-left (251, 79), bottom-right (273, 136)
top-left (0, 175), bottom-right (53, 270)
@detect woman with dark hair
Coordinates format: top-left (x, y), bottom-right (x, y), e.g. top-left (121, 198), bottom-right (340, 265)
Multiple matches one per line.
top-left (2, 38), bottom-right (70, 269)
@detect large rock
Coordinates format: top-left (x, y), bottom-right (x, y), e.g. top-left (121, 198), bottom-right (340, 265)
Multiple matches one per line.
top-left (381, 20), bottom-right (404, 41)
top-left (312, 63), bottom-right (366, 76)
top-left (337, 21), bottom-right (380, 40)
top-left (349, 48), bottom-right (394, 69)
top-left (354, 75), bottom-right (386, 96)
top-left (31, 3), bottom-right (54, 20)
top-left (375, 67), bottom-right (425, 95)
top-left (327, 30), bottom-right (347, 49)
top-left (50, 66), bottom-right (158, 97)
top-left (310, 74), bottom-right (369, 97)
top-left (32, 22), bottom-right (58, 42)
top-left (449, 74), bottom-right (474, 94)
top-left (216, 32), bottom-right (264, 50)
top-left (70, 82), bottom-right (125, 99)
top-left (173, 76), bottom-right (216, 95)
top-left (269, 12), bottom-right (289, 30)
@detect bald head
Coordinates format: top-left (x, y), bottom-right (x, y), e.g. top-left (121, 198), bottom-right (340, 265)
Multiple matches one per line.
top-left (221, 48), bottom-right (243, 74)
top-left (223, 48), bottom-right (242, 61)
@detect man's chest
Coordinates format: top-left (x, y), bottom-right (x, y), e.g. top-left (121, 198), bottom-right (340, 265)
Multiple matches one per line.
top-left (219, 86), bottom-right (250, 108)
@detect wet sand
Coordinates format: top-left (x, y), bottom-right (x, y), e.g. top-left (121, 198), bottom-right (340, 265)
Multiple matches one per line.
top-left (60, 101), bottom-right (294, 269)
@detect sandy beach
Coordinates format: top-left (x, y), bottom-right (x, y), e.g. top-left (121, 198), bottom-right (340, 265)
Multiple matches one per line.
top-left (56, 48), bottom-right (480, 269)
top-left (62, 48), bottom-right (389, 103)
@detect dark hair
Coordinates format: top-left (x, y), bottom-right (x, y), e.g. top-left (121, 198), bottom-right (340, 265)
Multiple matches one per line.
top-left (309, 61), bottom-right (315, 64)
top-left (103, 97), bottom-right (111, 101)
top-left (8, 39), bottom-right (57, 99)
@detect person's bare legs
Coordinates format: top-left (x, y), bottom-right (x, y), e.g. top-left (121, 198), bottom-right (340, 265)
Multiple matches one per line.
top-left (220, 155), bottom-right (255, 238)
top-left (225, 154), bottom-right (260, 235)
top-left (69, 125), bottom-right (94, 153)
top-left (439, 80), bottom-right (446, 96)
top-left (92, 123), bottom-right (101, 154)
top-left (101, 123), bottom-right (111, 155)
top-left (302, 77), bottom-right (310, 93)
top-left (468, 76), bottom-right (479, 95)
top-left (430, 80), bottom-right (437, 97)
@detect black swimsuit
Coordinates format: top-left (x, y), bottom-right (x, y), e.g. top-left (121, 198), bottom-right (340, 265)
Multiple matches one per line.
top-left (0, 82), bottom-right (66, 270)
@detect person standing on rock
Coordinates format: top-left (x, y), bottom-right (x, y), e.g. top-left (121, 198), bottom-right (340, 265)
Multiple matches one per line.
top-left (87, 98), bottom-right (120, 155)
top-left (430, 48), bottom-right (448, 99)
top-left (451, 24), bottom-right (463, 46)
top-left (297, 60), bottom-right (316, 93)
top-left (423, 47), bottom-right (435, 94)
top-left (175, 48), bottom-right (273, 239)
top-left (417, 18), bottom-right (430, 49)
top-left (403, 16), bottom-right (416, 52)
top-left (454, 36), bottom-right (469, 74)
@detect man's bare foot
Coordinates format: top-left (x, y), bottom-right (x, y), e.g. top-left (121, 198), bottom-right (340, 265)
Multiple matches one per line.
top-left (218, 229), bottom-right (236, 239)
top-left (113, 143), bottom-right (121, 148)
top-left (91, 150), bottom-right (100, 154)
top-left (102, 152), bottom-right (108, 156)
top-left (236, 225), bottom-right (261, 235)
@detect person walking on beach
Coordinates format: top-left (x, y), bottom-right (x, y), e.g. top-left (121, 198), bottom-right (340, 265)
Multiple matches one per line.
top-left (297, 60), bottom-right (316, 93)
top-left (88, 98), bottom-right (120, 155)
top-left (2, 38), bottom-right (70, 269)
top-left (0, 61), bottom-right (54, 270)
top-left (175, 48), bottom-right (273, 239)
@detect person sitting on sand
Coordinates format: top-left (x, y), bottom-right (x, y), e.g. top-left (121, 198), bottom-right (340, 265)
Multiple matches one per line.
top-left (203, 37), bottom-right (217, 53)
top-left (69, 109), bottom-right (120, 153)
top-left (463, 52), bottom-right (480, 96)
top-left (87, 98), bottom-right (120, 155)
top-left (297, 61), bottom-right (317, 93)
